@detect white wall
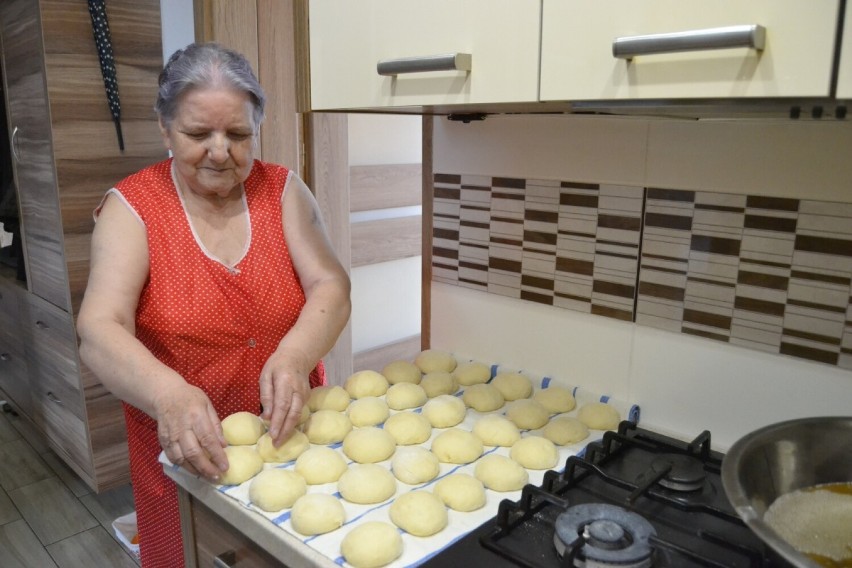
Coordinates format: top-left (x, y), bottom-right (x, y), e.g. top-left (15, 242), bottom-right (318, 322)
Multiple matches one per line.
top-left (160, 0), bottom-right (194, 62)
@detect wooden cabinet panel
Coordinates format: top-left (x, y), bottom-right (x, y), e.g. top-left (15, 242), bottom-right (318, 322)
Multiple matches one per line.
top-left (190, 498), bottom-right (284, 568)
top-left (0, 279), bottom-right (30, 415)
top-left (837, 3), bottom-right (852, 98)
top-left (308, 0), bottom-right (542, 110)
top-left (540, 0), bottom-right (841, 101)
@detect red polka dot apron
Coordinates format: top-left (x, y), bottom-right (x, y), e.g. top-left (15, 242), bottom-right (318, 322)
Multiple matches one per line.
top-left (104, 158), bottom-right (325, 568)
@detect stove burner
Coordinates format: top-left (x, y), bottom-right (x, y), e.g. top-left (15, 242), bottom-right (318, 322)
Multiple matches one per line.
top-left (553, 504), bottom-right (656, 567)
top-left (650, 454), bottom-right (706, 492)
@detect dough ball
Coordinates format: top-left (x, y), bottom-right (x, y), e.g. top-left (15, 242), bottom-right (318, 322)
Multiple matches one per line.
top-left (462, 383), bottom-right (505, 412)
top-left (491, 372), bottom-right (533, 401)
top-left (221, 411), bottom-right (265, 446)
top-left (543, 416), bottom-right (589, 446)
top-left (337, 464), bottom-right (397, 504)
top-left (505, 399), bottom-right (551, 430)
top-left (389, 491), bottom-right (448, 537)
top-left (248, 468), bottom-right (307, 511)
top-left (422, 395), bottom-right (466, 428)
top-left (382, 360), bottom-right (421, 385)
top-left (386, 383), bottom-right (428, 410)
top-left (347, 396), bottom-right (390, 427)
top-left (414, 349), bottom-right (457, 374)
top-left (303, 410), bottom-right (352, 444)
top-left (345, 370), bottom-right (389, 399)
top-left (420, 372), bottom-right (458, 398)
top-left (340, 521), bottom-right (403, 568)
top-left (290, 493), bottom-right (345, 536)
top-left (342, 427), bottom-right (396, 463)
top-left (510, 436), bottom-right (559, 470)
top-left (453, 361), bottom-right (491, 386)
top-left (256, 430), bottom-right (309, 463)
top-left (431, 428), bottom-right (483, 464)
top-left (295, 446), bottom-right (348, 484)
top-left (383, 412), bottom-right (432, 445)
top-left (308, 385), bottom-right (351, 412)
top-left (391, 447), bottom-right (440, 485)
top-left (472, 414), bottom-right (521, 447)
top-left (577, 402), bottom-right (621, 430)
top-left (219, 446), bottom-right (263, 485)
top-left (298, 405), bottom-right (311, 426)
top-left (433, 473), bottom-right (486, 512)
top-left (474, 454), bottom-right (529, 492)
top-left (533, 386), bottom-right (576, 414)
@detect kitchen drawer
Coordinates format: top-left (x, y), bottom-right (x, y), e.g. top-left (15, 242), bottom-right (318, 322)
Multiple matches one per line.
top-left (540, 0), bottom-right (841, 101)
top-left (0, 280), bottom-right (31, 415)
top-left (25, 293), bottom-right (86, 422)
top-left (837, 3), bottom-right (852, 98)
top-left (308, 0), bottom-right (541, 110)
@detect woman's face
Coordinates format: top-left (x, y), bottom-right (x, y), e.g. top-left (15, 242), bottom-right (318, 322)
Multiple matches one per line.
top-left (160, 86), bottom-right (257, 198)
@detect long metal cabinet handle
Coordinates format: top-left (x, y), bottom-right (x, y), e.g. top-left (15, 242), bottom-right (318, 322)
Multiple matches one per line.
top-left (377, 53), bottom-right (472, 76)
top-left (212, 550), bottom-right (236, 567)
top-left (10, 126), bottom-right (20, 162)
top-left (613, 25), bottom-right (766, 59)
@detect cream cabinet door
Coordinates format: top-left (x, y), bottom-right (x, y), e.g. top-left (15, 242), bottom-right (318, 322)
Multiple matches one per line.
top-left (541, 0), bottom-right (840, 101)
top-left (308, 0), bottom-right (542, 110)
top-left (837, 4), bottom-right (852, 98)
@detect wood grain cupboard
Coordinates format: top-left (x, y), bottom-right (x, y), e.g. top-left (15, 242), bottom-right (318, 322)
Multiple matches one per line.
top-left (0, 0), bottom-right (166, 491)
top-left (540, 0), bottom-right (842, 101)
top-left (305, 0), bottom-right (542, 110)
top-left (838, 3), bottom-right (852, 99)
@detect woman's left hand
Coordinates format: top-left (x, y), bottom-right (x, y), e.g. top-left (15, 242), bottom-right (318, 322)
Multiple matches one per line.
top-left (258, 349), bottom-right (311, 446)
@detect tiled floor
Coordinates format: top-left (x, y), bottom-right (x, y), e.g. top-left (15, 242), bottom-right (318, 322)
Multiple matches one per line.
top-left (0, 406), bottom-right (139, 568)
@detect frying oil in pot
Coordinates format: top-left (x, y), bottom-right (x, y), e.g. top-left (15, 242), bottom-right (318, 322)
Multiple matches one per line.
top-left (764, 482), bottom-right (852, 568)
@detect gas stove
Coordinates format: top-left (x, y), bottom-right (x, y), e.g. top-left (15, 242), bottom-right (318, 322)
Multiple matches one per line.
top-left (423, 422), bottom-right (778, 568)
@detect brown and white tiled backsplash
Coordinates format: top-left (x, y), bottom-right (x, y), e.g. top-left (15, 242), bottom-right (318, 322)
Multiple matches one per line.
top-left (433, 173), bottom-right (852, 371)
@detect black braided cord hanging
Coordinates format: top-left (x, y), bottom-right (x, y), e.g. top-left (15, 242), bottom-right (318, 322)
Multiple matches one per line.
top-left (87, 0), bottom-right (124, 151)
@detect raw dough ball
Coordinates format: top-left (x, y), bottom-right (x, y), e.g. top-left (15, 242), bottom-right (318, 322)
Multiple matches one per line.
top-left (389, 491), bottom-right (448, 537)
top-left (382, 360), bottom-right (421, 385)
top-left (491, 372), bottom-right (533, 401)
top-left (577, 402), bottom-right (621, 430)
top-left (347, 396), bottom-right (390, 427)
top-left (453, 361), bottom-right (491, 386)
top-left (290, 493), bottom-right (345, 536)
top-left (386, 383), bottom-right (428, 410)
top-left (533, 386), bottom-right (576, 414)
top-left (383, 412), bottom-right (432, 445)
top-left (308, 385), bottom-right (351, 412)
top-left (249, 468), bottom-right (307, 511)
top-left (431, 428), bottom-right (483, 464)
top-left (298, 405), bottom-right (311, 426)
top-left (221, 411), bottom-right (266, 446)
top-left (391, 447), bottom-right (440, 485)
top-left (414, 349), bottom-right (457, 374)
top-left (510, 436), bottom-right (559, 470)
top-left (256, 430), bottom-right (309, 463)
top-left (337, 464), bottom-right (397, 504)
top-left (433, 473), bottom-right (486, 512)
top-left (345, 370), bottom-right (389, 399)
top-left (505, 399), bottom-right (551, 430)
top-left (422, 395), bottom-right (466, 428)
top-left (472, 414), bottom-right (521, 447)
top-left (303, 410), bottom-right (352, 444)
top-left (295, 446), bottom-right (348, 484)
top-left (543, 416), bottom-right (589, 445)
top-left (342, 427), bottom-right (396, 463)
top-left (462, 383), bottom-right (505, 412)
top-left (474, 454), bottom-right (529, 492)
top-left (219, 446), bottom-right (263, 485)
top-left (420, 372), bottom-right (458, 398)
top-left (340, 521), bottom-right (403, 568)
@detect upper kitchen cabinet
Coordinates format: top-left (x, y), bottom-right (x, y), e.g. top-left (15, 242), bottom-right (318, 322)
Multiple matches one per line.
top-left (838, 2), bottom-right (852, 99)
top-left (541, 0), bottom-right (842, 101)
top-left (304, 0), bottom-right (542, 111)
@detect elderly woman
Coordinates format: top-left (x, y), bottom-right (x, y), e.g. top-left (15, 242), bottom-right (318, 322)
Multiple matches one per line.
top-left (77, 43), bottom-right (351, 567)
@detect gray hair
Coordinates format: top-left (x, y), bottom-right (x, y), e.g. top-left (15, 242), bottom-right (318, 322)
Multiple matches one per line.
top-left (155, 42), bottom-right (266, 130)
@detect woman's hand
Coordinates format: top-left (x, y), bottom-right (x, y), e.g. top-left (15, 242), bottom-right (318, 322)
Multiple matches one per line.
top-left (154, 383), bottom-right (228, 482)
top-left (259, 349), bottom-right (311, 447)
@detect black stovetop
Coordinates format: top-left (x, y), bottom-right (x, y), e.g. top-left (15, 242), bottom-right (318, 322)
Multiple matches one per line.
top-left (422, 421), bottom-right (778, 568)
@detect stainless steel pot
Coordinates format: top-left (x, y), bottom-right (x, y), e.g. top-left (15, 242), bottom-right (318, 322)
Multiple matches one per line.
top-left (721, 416), bottom-right (852, 568)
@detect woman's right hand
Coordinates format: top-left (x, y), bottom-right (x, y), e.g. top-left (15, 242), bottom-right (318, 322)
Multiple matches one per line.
top-left (153, 383), bottom-right (229, 482)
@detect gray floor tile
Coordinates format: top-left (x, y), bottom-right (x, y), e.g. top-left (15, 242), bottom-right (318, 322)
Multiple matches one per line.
top-left (47, 525), bottom-right (139, 568)
top-left (0, 486), bottom-right (21, 525)
top-left (79, 483), bottom-right (135, 534)
top-left (0, 518), bottom-right (60, 568)
top-left (5, 412), bottom-right (50, 453)
top-left (0, 438), bottom-right (53, 491)
top-left (0, 412), bottom-right (20, 443)
top-left (42, 450), bottom-right (92, 498)
top-left (9, 477), bottom-right (99, 546)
